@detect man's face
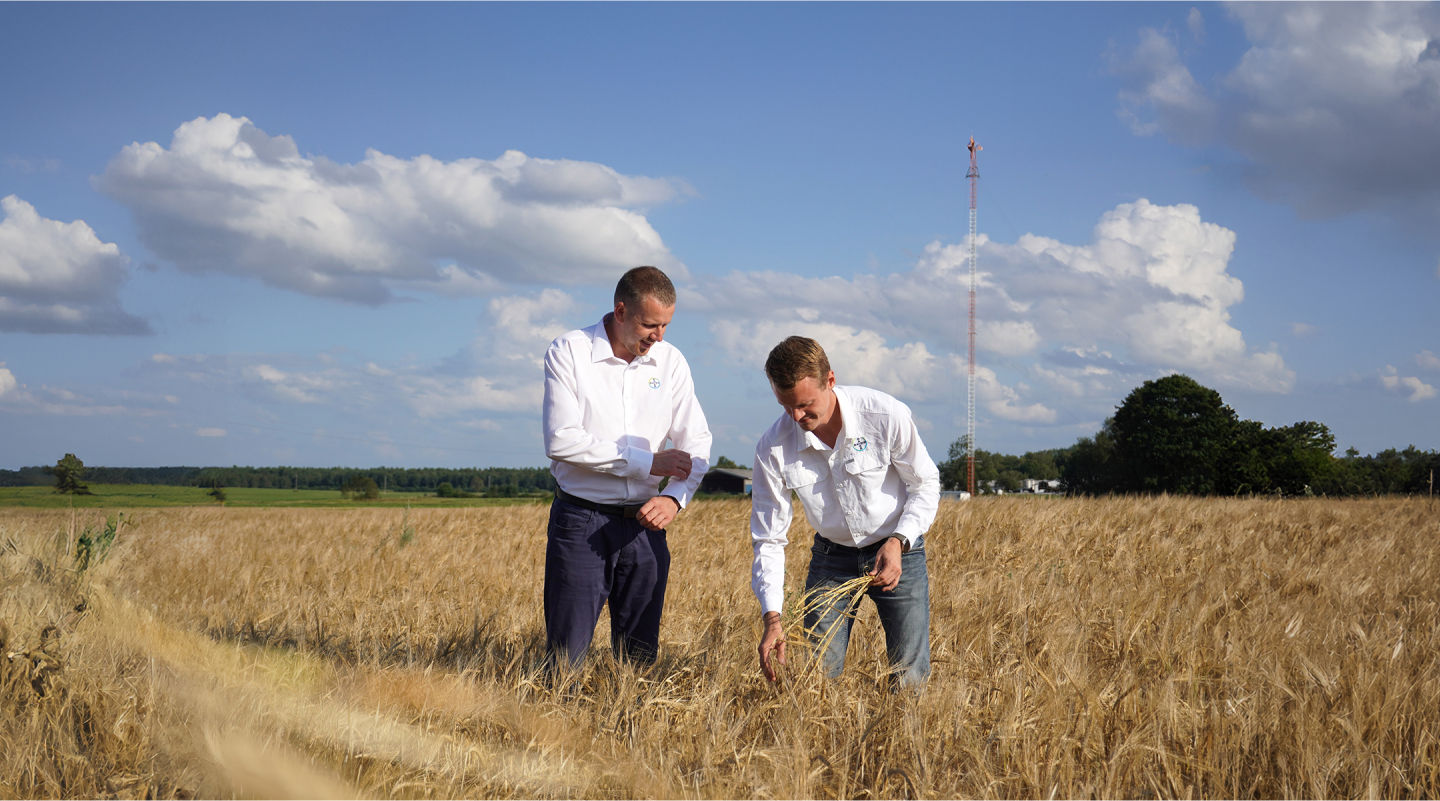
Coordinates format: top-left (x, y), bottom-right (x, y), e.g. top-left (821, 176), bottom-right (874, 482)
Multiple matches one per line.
top-left (771, 372), bottom-right (837, 432)
top-left (612, 295), bottom-right (674, 361)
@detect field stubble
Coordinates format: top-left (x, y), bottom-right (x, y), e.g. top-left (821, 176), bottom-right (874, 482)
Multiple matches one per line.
top-left (2, 496), bottom-right (1438, 798)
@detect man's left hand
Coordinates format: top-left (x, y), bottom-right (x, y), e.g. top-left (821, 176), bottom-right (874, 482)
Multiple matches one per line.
top-left (867, 537), bottom-right (904, 592)
top-left (637, 495), bottom-right (680, 531)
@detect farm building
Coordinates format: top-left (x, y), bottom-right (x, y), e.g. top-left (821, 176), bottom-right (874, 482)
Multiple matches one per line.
top-left (700, 467), bottom-right (752, 495)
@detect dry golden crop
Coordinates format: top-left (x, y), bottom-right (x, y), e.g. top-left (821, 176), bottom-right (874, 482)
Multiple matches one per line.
top-left (2, 496), bottom-right (1438, 798)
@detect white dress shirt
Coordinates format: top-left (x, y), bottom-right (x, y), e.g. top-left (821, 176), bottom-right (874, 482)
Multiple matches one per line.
top-left (749, 385), bottom-right (940, 614)
top-left (543, 316), bottom-right (712, 507)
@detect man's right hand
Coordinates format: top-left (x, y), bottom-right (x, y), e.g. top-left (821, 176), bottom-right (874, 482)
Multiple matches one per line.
top-left (758, 611), bottom-right (787, 682)
top-left (650, 448), bottom-right (693, 479)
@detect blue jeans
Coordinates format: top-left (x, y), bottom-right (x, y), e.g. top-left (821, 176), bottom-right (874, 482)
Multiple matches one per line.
top-left (802, 533), bottom-right (930, 686)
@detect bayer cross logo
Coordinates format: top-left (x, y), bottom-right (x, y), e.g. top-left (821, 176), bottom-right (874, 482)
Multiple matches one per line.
top-left (648, 377), bottom-right (661, 389)
top-left (852, 437), bottom-right (868, 453)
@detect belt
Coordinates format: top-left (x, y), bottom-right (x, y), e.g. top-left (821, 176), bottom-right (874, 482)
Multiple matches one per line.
top-left (812, 532), bottom-right (891, 555)
top-left (555, 488), bottom-right (644, 519)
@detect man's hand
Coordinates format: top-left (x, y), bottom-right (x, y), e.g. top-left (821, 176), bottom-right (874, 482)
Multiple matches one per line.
top-left (637, 495), bottom-right (680, 531)
top-left (758, 611), bottom-right (787, 682)
top-left (650, 448), bottom-right (693, 480)
top-left (867, 537), bottom-right (904, 592)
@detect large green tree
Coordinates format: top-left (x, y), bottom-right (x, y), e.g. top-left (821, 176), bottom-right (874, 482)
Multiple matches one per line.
top-left (1262, 421), bottom-right (1337, 495)
top-left (944, 386), bottom-right (1416, 496)
top-left (1110, 374), bottom-right (1240, 494)
top-left (50, 453), bottom-right (91, 495)
top-left (939, 435), bottom-right (1004, 492)
top-left (1061, 423), bottom-right (1118, 495)
top-left (939, 436), bottom-right (973, 491)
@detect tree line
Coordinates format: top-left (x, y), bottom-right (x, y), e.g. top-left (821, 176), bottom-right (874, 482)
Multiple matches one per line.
top-left (6, 374), bottom-right (1435, 499)
top-left (0, 463), bottom-right (556, 497)
top-left (940, 374), bottom-right (1439, 497)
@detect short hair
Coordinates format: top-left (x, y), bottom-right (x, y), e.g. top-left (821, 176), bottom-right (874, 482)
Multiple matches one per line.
top-left (615, 266), bottom-right (676, 309)
top-left (765, 336), bottom-right (831, 390)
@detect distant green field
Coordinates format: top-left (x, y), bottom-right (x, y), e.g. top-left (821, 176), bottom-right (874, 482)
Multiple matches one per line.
top-left (0, 484), bottom-right (548, 509)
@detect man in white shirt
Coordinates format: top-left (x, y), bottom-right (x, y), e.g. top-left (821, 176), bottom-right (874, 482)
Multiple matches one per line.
top-left (542, 266), bottom-right (712, 669)
top-left (751, 336), bottom-right (939, 686)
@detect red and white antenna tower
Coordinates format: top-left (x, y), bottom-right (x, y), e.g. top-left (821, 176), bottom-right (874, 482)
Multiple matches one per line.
top-left (966, 136), bottom-right (981, 497)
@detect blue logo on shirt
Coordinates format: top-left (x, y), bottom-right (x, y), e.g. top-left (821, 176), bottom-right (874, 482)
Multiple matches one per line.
top-left (852, 437), bottom-right (868, 452)
top-left (648, 377), bottom-right (661, 389)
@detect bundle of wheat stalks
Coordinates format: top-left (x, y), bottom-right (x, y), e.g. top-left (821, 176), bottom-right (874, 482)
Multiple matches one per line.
top-left (2, 496), bottom-right (1438, 798)
top-left (785, 575), bottom-right (875, 676)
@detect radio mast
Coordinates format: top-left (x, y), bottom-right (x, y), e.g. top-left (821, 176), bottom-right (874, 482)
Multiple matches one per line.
top-left (966, 136), bottom-right (981, 497)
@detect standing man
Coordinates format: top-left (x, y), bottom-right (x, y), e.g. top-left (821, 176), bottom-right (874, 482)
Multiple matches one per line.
top-left (750, 336), bottom-right (939, 687)
top-left (542, 266), bottom-right (712, 668)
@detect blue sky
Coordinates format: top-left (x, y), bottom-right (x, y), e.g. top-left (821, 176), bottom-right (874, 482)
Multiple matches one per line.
top-left (2, 2), bottom-right (1437, 470)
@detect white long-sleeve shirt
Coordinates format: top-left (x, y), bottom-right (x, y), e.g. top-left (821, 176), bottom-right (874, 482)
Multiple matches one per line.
top-left (749, 385), bottom-right (940, 614)
top-left (543, 317), bottom-right (712, 507)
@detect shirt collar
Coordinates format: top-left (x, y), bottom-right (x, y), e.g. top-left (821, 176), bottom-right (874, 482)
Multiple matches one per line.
top-left (590, 314), bottom-right (655, 366)
top-left (799, 385), bottom-right (854, 452)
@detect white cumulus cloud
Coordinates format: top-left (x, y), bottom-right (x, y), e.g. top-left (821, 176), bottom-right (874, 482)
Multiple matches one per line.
top-left (0, 363), bottom-right (16, 397)
top-left (977, 319), bottom-right (1042, 357)
top-left (1381, 365), bottom-right (1438, 402)
top-left (695, 198), bottom-right (1291, 407)
top-left (0, 195), bottom-right (149, 334)
top-left (405, 288), bottom-right (577, 418)
top-left (96, 114), bottom-right (687, 304)
top-left (485, 288), bottom-right (582, 368)
top-left (976, 366), bottom-right (1058, 424)
top-left (710, 318), bottom-right (948, 402)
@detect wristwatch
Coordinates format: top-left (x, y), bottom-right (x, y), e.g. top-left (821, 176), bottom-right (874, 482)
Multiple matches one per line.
top-left (888, 534), bottom-right (911, 553)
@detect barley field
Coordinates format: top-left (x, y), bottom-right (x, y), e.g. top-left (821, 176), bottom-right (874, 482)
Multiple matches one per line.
top-left (2, 496), bottom-right (1438, 799)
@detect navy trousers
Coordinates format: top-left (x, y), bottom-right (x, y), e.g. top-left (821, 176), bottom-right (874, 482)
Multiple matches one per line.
top-left (544, 497), bottom-right (670, 667)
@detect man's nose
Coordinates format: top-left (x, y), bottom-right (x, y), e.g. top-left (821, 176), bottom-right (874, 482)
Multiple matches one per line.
top-left (789, 407), bottom-right (805, 422)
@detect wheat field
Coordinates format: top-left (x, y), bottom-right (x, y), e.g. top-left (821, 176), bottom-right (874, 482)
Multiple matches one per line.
top-left (2, 496), bottom-right (1438, 799)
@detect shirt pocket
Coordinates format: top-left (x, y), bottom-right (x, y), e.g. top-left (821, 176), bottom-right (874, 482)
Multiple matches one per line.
top-left (782, 462), bottom-right (822, 491)
top-left (842, 444), bottom-right (890, 478)
top-left (783, 448), bottom-right (830, 495)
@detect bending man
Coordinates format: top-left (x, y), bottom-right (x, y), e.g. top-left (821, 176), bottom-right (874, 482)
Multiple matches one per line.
top-left (750, 336), bottom-right (939, 686)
